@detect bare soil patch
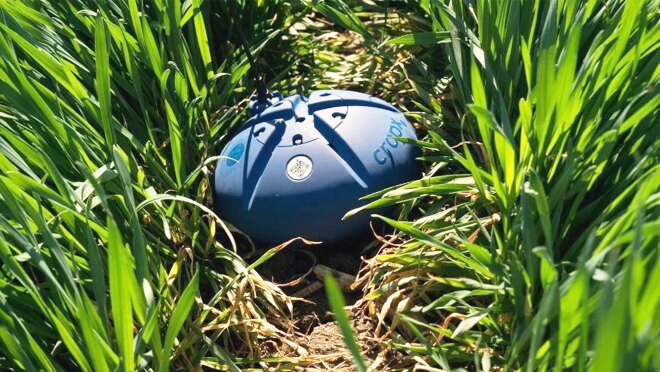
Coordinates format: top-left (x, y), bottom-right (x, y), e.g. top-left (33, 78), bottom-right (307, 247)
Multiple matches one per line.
top-left (255, 235), bottom-right (395, 370)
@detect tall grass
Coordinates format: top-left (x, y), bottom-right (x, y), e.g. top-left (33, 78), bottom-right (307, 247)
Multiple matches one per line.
top-left (322, 0), bottom-right (659, 369)
top-left (0, 0), bottom-right (309, 370)
top-left (0, 0), bottom-right (657, 370)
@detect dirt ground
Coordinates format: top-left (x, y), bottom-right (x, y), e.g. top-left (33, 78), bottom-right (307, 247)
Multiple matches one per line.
top-left (255, 232), bottom-right (404, 370)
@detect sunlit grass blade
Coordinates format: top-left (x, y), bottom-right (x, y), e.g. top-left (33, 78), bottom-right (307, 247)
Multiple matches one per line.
top-left (324, 275), bottom-right (368, 372)
top-left (108, 219), bottom-right (135, 372)
top-left (159, 270), bottom-right (200, 372)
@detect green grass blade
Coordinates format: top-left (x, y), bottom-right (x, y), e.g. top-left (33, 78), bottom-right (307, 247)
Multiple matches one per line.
top-left (159, 270), bottom-right (200, 372)
top-left (108, 218), bottom-right (135, 372)
top-left (324, 275), bottom-right (368, 372)
top-left (386, 32), bottom-right (451, 45)
top-left (94, 16), bottom-right (114, 155)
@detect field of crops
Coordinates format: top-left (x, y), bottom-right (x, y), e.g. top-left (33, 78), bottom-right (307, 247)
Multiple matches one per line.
top-left (0, 0), bottom-right (658, 371)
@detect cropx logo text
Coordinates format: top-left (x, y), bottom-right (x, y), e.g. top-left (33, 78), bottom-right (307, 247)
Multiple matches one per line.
top-left (373, 118), bottom-right (410, 165)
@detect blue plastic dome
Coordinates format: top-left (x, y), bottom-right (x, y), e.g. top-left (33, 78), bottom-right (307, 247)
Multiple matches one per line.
top-left (214, 90), bottom-right (420, 245)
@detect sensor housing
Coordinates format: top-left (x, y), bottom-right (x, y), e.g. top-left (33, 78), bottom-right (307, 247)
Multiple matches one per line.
top-left (214, 90), bottom-right (420, 245)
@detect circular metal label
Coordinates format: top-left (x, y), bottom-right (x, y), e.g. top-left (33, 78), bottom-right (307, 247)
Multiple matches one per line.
top-left (286, 155), bottom-right (313, 180)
